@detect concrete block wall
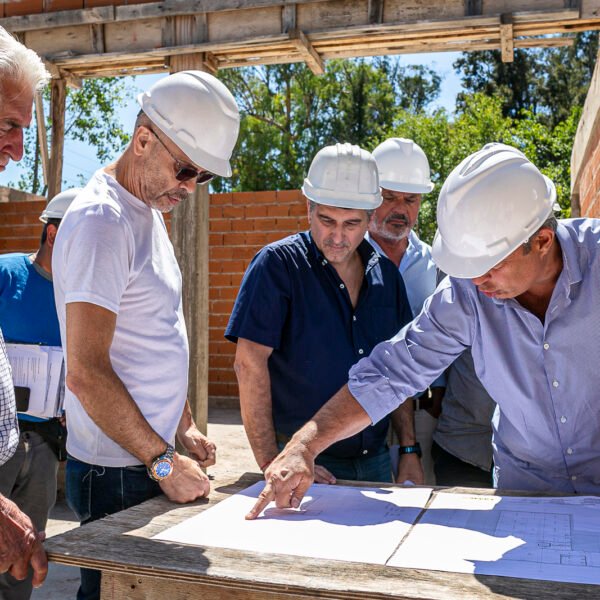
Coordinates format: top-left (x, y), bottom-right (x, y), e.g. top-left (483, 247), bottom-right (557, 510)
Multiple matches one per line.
top-left (0, 189), bottom-right (308, 401)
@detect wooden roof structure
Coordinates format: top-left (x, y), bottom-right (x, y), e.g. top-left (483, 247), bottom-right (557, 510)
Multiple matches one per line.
top-left (3, 0), bottom-right (600, 82)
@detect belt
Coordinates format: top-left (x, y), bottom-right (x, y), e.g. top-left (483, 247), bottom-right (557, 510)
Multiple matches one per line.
top-left (18, 418), bottom-right (58, 433)
top-left (414, 395), bottom-right (434, 411)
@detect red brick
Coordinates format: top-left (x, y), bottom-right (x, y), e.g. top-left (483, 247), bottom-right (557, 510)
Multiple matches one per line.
top-left (266, 204), bottom-right (290, 217)
top-left (211, 193), bottom-right (233, 206)
top-left (289, 201), bottom-right (308, 217)
top-left (275, 217), bottom-right (300, 232)
top-left (251, 217), bottom-right (278, 231)
top-left (5, 0), bottom-right (43, 16)
top-left (210, 219), bottom-right (232, 233)
top-left (209, 233), bottom-right (223, 246)
top-left (231, 191), bottom-right (256, 205)
top-left (209, 206), bottom-right (222, 219)
top-left (219, 259), bottom-right (245, 273)
top-left (245, 205), bottom-right (268, 218)
top-left (46, 0), bottom-right (83, 11)
top-left (209, 260), bottom-right (223, 274)
top-left (277, 189), bottom-right (302, 202)
top-left (222, 232), bottom-right (246, 246)
top-left (231, 219), bottom-right (252, 232)
top-left (218, 286), bottom-right (241, 300)
top-left (0, 224), bottom-right (41, 238)
top-left (245, 233), bottom-right (270, 245)
top-left (209, 273), bottom-right (231, 287)
top-left (84, 0), bottom-right (114, 7)
top-left (210, 246), bottom-right (235, 260)
top-left (222, 205), bottom-right (245, 219)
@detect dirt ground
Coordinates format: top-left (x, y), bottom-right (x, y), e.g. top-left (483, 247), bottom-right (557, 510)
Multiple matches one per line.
top-left (32, 404), bottom-right (256, 599)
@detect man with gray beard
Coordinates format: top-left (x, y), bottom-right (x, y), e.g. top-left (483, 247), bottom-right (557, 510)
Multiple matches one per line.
top-left (367, 138), bottom-right (443, 486)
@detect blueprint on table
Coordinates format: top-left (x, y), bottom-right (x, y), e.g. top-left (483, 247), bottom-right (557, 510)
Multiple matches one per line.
top-left (154, 481), bottom-right (432, 565)
top-left (388, 491), bottom-right (600, 584)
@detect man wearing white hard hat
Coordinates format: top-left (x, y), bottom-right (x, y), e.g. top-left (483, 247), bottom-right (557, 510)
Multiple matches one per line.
top-left (52, 71), bottom-right (238, 600)
top-left (0, 188), bottom-right (79, 600)
top-left (247, 142), bottom-right (600, 519)
top-left (226, 143), bottom-right (412, 484)
top-left (368, 137), bottom-right (443, 486)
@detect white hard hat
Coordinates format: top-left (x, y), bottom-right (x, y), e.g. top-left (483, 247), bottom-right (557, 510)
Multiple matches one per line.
top-left (372, 137), bottom-right (434, 194)
top-left (301, 143), bottom-right (382, 210)
top-left (39, 188), bottom-right (82, 223)
top-left (431, 143), bottom-right (556, 279)
top-left (137, 71), bottom-right (240, 177)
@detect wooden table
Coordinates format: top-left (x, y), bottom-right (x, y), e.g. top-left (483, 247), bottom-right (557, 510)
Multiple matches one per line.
top-left (46, 472), bottom-right (599, 600)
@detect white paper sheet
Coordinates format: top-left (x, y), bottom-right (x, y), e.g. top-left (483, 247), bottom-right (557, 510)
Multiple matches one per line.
top-left (388, 491), bottom-right (600, 584)
top-left (154, 482), bottom-right (433, 565)
top-left (6, 344), bottom-right (64, 418)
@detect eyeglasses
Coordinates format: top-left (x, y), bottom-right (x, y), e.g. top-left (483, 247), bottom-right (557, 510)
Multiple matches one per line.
top-left (149, 128), bottom-right (215, 185)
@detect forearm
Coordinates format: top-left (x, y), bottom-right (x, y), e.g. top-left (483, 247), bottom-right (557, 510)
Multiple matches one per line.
top-left (291, 384), bottom-right (371, 458)
top-left (67, 362), bottom-right (165, 466)
top-left (237, 367), bottom-right (279, 469)
top-left (390, 399), bottom-right (416, 445)
top-left (176, 400), bottom-right (196, 439)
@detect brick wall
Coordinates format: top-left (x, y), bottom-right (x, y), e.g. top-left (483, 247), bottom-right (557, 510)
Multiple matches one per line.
top-left (0, 189), bottom-right (308, 401)
top-left (577, 122), bottom-right (600, 218)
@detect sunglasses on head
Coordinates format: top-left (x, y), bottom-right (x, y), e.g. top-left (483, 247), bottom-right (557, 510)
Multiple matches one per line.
top-left (149, 128), bottom-right (215, 185)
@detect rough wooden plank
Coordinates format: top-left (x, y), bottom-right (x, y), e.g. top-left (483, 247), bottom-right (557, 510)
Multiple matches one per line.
top-left (289, 28), bottom-right (324, 74)
top-left (0, 6), bottom-right (113, 32)
top-left (209, 6), bottom-right (282, 42)
top-left (46, 475), bottom-right (600, 600)
top-left (34, 93), bottom-right (49, 189)
top-left (465, 0), bottom-right (483, 16)
top-left (90, 23), bottom-right (105, 54)
top-left (368, 0), bottom-right (384, 24)
top-left (500, 13), bottom-right (515, 61)
top-left (281, 3), bottom-right (296, 32)
top-left (47, 78), bottom-right (66, 199)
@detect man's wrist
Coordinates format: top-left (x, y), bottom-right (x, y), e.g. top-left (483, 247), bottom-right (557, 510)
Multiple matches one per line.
top-left (398, 443), bottom-right (422, 458)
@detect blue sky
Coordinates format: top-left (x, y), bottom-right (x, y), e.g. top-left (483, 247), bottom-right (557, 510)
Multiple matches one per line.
top-left (0, 51), bottom-right (463, 192)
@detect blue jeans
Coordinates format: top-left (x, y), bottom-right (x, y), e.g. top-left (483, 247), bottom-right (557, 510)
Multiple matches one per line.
top-left (277, 442), bottom-right (393, 483)
top-left (66, 457), bottom-right (162, 600)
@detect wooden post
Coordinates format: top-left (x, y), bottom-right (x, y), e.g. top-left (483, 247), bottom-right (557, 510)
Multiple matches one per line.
top-left (34, 92), bottom-right (49, 190)
top-left (47, 78), bottom-right (66, 199)
top-left (168, 16), bottom-right (211, 435)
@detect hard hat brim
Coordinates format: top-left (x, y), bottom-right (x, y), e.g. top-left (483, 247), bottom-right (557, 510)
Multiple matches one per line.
top-left (380, 180), bottom-right (434, 194)
top-left (431, 229), bottom-right (511, 279)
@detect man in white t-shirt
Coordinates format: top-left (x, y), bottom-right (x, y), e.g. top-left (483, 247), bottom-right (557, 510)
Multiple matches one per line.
top-left (52, 71), bottom-right (240, 600)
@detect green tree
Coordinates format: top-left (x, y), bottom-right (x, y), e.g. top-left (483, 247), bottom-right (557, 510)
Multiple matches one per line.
top-left (216, 58), bottom-right (440, 192)
top-left (12, 77), bottom-right (134, 194)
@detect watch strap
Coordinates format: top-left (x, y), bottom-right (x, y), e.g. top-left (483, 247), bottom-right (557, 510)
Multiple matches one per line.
top-left (398, 443), bottom-right (422, 458)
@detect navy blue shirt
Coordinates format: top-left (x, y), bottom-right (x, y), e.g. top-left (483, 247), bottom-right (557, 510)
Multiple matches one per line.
top-left (226, 232), bottom-right (412, 458)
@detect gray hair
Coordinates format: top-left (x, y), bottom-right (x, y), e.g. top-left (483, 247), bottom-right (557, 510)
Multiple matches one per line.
top-left (522, 215), bottom-right (558, 253)
top-left (308, 199), bottom-right (374, 220)
top-left (0, 27), bottom-right (49, 99)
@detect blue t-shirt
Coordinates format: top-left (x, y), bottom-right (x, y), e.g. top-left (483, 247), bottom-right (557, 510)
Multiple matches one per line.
top-left (0, 253), bottom-right (61, 422)
top-left (226, 232), bottom-right (412, 458)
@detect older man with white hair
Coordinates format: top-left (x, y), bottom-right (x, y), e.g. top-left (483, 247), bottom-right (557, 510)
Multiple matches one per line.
top-left (0, 26), bottom-right (50, 593)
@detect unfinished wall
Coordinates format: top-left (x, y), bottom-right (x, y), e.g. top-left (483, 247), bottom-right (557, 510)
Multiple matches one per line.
top-left (0, 188), bottom-right (307, 402)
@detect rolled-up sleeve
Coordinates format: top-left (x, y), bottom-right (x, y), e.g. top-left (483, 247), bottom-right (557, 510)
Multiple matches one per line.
top-left (348, 278), bottom-right (476, 424)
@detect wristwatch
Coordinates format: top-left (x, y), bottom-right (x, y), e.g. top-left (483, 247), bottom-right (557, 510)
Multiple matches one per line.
top-left (398, 443), bottom-right (422, 458)
top-left (147, 444), bottom-right (175, 481)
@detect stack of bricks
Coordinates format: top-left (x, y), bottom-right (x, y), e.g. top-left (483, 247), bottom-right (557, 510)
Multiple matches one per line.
top-left (0, 189), bottom-right (308, 402)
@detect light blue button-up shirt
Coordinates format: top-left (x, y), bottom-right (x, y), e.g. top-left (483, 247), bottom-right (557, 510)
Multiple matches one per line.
top-left (350, 219), bottom-right (600, 493)
top-left (366, 230), bottom-right (445, 389)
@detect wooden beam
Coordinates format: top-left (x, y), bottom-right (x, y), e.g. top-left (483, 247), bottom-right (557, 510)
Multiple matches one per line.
top-left (289, 28), bottom-right (324, 75)
top-left (34, 93), bottom-right (49, 190)
top-left (90, 23), bottom-right (105, 54)
top-left (368, 0), bottom-right (384, 24)
top-left (169, 32), bottom-right (209, 439)
top-left (47, 78), bottom-right (66, 199)
top-left (500, 14), bottom-right (515, 62)
top-left (281, 4), bottom-right (297, 33)
top-left (0, 6), bottom-right (113, 33)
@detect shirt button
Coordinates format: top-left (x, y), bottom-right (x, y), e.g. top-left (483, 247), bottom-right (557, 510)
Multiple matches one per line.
top-left (543, 343), bottom-right (550, 350)
top-left (567, 448), bottom-right (574, 455)
top-left (552, 380), bottom-right (559, 388)
top-left (322, 260), bottom-right (327, 266)
top-left (358, 348), bottom-right (364, 355)
top-left (572, 475), bottom-right (577, 481)
top-left (339, 283), bottom-right (345, 289)
top-left (560, 416), bottom-right (567, 424)
top-left (362, 450), bottom-right (368, 455)
top-left (353, 315), bottom-right (357, 321)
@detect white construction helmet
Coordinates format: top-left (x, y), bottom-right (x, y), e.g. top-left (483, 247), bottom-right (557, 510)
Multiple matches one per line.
top-left (372, 137), bottom-right (434, 194)
top-left (137, 71), bottom-right (240, 177)
top-left (301, 143), bottom-right (382, 210)
top-left (431, 143), bottom-right (556, 279)
top-left (39, 188), bottom-right (82, 223)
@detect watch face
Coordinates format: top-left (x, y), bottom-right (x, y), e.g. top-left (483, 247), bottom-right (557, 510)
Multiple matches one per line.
top-left (154, 459), bottom-right (173, 480)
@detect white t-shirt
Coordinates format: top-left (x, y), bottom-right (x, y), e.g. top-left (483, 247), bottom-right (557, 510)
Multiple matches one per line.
top-left (53, 170), bottom-right (189, 467)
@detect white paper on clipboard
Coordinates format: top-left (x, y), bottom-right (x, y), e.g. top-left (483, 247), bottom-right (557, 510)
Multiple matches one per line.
top-left (6, 344), bottom-right (64, 418)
